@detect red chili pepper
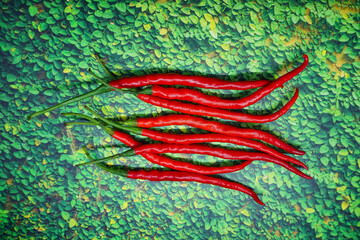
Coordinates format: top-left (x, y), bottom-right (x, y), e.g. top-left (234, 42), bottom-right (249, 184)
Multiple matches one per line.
top-left (94, 161), bottom-right (265, 206)
top-left (71, 107), bottom-right (305, 167)
top-left (137, 88), bottom-right (299, 123)
top-left (78, 142), bottom-right (310, 179)
top-left (140, 130), bottom-right (307, 168)
top-left (124, 114), bottom-right (305, 155)
top-left (111, 130), bottom-right (254, 175)
top-left (132, 56), bottom-right (308, 109)
top-left (109, 73), bottom-right (270, 90)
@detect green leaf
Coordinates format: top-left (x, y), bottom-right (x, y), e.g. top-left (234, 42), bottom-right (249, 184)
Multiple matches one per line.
top-left (319, 145), bottom-right (329, 154)
top-left (116, 2), bottom-right (127, 13)
top-left (190, 15), bottom-right (199, 24)
top-left (69, 218), bottom-right (77, 228)
top-left (339, 35), bottom-right (349, 42)
top-left (329, 138), bottom-right (337, 147)
top-left (79, 61), bottom-right (88, 69)
top-left (103, 10), bottom-right (114, 19)
top-left (12, 55), bottom-right (22, 65)
top-left (64, 6), bottom-right (72, 13)
top-left (320, 157), bottom-right (329, 166)
top-left (7, 73), bottom-right (17, 83)
top-left (338, 149), bottom-right (348, 156)
top-left (58, 166), bottom-right (66, 176)
top-left (93, 30), bottom-right (103, 38)
top-left (29, 6), bottom-right (37, 17)
top-left (62, 211), bottom-right (70, 221)
top-left (149, 5), bottom-right (156, 14)
top-left (99, 1), bottom-right (110, 8)
top-left (28, 30), bottom-right (35, 39)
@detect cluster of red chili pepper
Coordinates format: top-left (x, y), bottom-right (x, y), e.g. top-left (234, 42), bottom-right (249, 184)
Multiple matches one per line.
top-left (27, 54), bottom-right (310, 205)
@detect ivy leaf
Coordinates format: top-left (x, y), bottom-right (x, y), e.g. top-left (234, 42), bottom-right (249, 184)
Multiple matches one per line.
top-left (61, 211), bottom-right (70, 221)
top-left (29, 6), bottom-right (37, 17)
top-left (69, 218), bottom-right (77, 228)
top-left (339, 35), bottom-right (349, 42)
top-left (28, 30), bottom-right (35, 39)
top-left (306, 208), bottom-right (315, 213)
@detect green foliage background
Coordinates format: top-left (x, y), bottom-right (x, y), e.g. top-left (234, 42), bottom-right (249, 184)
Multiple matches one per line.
top-left (1, 0), bottom-right (360, 239)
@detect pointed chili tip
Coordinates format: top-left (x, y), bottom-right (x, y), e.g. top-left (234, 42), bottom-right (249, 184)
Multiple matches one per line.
top-left (254, 197), bottom-right (265, 206)
top-left (304, 174), bottom-right (312, 180)
top-left (303, 54), bottom-right (308, 61)
top-left (296, 150), bottom-right (306, 155)
top-left (26, 115), bottom-right (31, 121)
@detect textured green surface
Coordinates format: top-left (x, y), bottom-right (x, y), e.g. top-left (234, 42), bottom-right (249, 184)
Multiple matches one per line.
top-left (1, 0), bottom-right (360, 239)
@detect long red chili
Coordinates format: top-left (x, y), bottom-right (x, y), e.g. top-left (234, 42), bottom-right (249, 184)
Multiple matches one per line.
top-left (109, 73), bottom-right (270, 90)
top-left (141, 130), bottom-right (306, 168)
top-left (94, 161), bottom-right (265, 205)
top-left (73, 108), bottom-right (306, 168)
top-left (137, 55), bottom-right (307, 109)
top-left (79, 141), bottom-right (310, 179)
top-left (111, 129), bottom-right (254, 175)
top-left (109, 55), bottom-right (307, 90)
top-left (137, 88), bottom-right (299, 123)
top-left (124, 114), bottom-right (305, 155)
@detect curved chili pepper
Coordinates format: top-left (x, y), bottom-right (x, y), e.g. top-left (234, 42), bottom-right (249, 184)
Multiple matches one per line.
top-left (133, 55), bottom-right (307, 109)
top-left (110, 55), bottom-right (307, 90)
top-left (94, 162), bottom-right (265, 206)
top-left (74, 107), bottom-right (305, 167)
top-left (111, 130), bottom-right (254, 175)
top-left (137, 88), bottom-right (299, 123)
top-left (109, 73), bottom-right (270, 90)
top-left (78, 143), bottom-right (311, 179)
top-left (123, 114), bottom-right (305, 155)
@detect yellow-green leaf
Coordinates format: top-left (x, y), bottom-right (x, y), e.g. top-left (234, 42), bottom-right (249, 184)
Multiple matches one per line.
top-left (143, 24), bottom-right (151, 31)
top-left (159, 28), bottom-right (168, 35)
top-left (221, 43), bottom-right (230, 51)
top-left (306, 208), bottom-right (315, 213)
top-left (69, 218), bottom-right (77, 228)
top-left (304, 15), bottom-right (312, 25)
top-left (204, 13), bottom-right (213, 22)
top-left (341, 201), bottom-right (349, 210)
top-left (63, 68), bottom-right (71, 73)
top-left (121, 202), bottom-right (128, 210)
top-left (154, 49), bottom-right (161, 58)
top-left (240, 209), bottom-right (250, 217)
top-left (209, 20), bottom-right (216, 30)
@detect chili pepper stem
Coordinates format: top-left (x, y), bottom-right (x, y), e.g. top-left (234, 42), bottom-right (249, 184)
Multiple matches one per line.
top-left (26, 85), bottom-right (110, 120)
top-left (94, 53), bottom-right (118, 79)
top-left (77, 147), bottom-right (135, 167)
top-left (82, 146), bottom-right (128, 177)
top-left (84, 105), bottom-right (143, 135)
top-left (61, 112), bottom-right (115, 136)
top-left (64, 121), bottom-right (98, 126)
top-left (88, 68), bottom-right (142, 95)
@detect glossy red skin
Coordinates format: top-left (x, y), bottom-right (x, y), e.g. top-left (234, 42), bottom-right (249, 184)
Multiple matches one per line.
top-left (137, 88), bottom-right (299, 123)
top-left (149, 56), bottom-right (308, 109)
top-left (110, 73), bottom-right (270, 90)
top-left (112, 131), bottom-right (252, 175)
top-left (132, 144), bottom-right (310, 179)
top-left (112, 131), bottom-right (263, 205)
top-left (135, 114), bottom-right (305, 155)
top-left (127, 169), bottom-right (265, 205)
top-left (141, 129), bottom-right (307, 168)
